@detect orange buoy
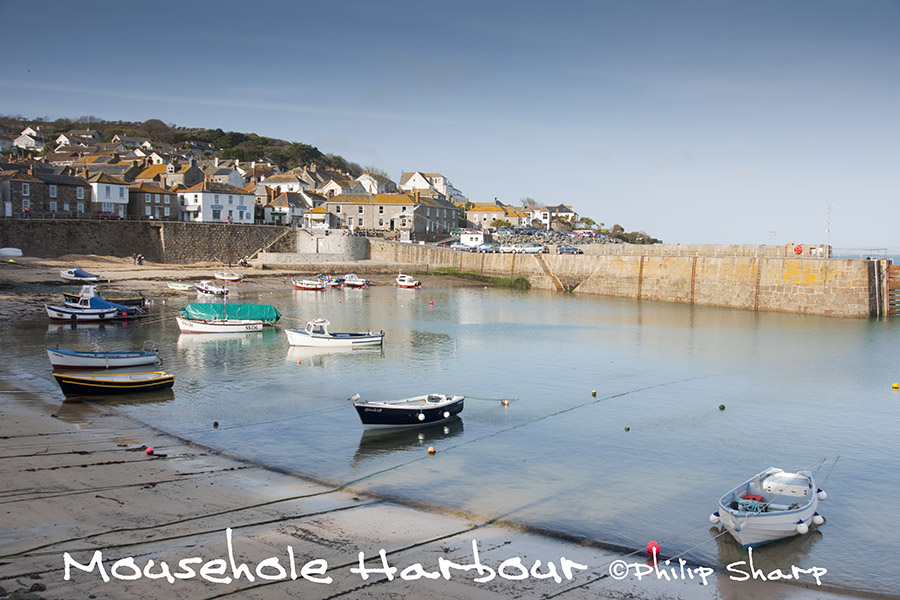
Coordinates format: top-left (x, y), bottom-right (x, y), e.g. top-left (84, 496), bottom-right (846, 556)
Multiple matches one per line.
top-left (427, 446), bottom-right (436, 455)
top-left (794, 245), bottom-right (803, 255)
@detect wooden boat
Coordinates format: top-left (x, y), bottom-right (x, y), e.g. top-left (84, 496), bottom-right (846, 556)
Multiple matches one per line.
top-left (46, 347), bottom-right (161, 369)
top-left (45, 303), bottom-right (120, 321)
top-left (63, 284), bottom-right (146, 307)
top-left (60, 268), bottom-right (102, 283)
top-left (396, 273), bottom-right (421, 289)
top-left (285, 318), bottom-right (384, 347)
top-left (52, 371), bottom-right (175, 397)
top-left (317, 274), bottom-right (344, 288)
top-left (167, 282), bottom-right (195, 291)
top-left (214, 271), bottom-right (244, 282)
top-left (710, 467), bottom-right (826, 548)
top-left (292, 278), bottom-right (326, 291)
top-left (196, 280), bottom-right (229, 295)
top-left (343, 273), bottom-right (370, 288)
top-left (176, 316), bottom-right (263, 333)
top-left (353, 393), bottom-right (464, 428)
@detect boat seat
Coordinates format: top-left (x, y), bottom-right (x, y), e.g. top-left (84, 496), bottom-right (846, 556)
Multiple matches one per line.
top-left (767, 503), bottom-right (791, 511)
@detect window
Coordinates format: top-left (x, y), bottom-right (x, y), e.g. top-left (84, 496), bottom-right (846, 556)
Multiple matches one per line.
top-left (77, 187), bottom-right (84, 200)
top-left (212, 209), bottom-right (221, 220)
top-left (105, 185), bottom-right (111, 198)
top-left (77, 202), bottom-right (84, 213)
top-left (426, 207), bottom-right (431, 217)
top-left (145, 193), bottom-right (151, 203)
top-left (63, 202), bottom-right (70, 211)
top-left (335, 205), bottom-right (341, 213)
top-left (214, 194), bottom-right (219, 202)
top-left (119, 187), bottom-right (125, 198)
top-left (358, 206), bottom-right (363, 214)
top-left (164, 206), bottom-right (170, 217)
top-left (378, 218), bottom-right (384, 227)
top-left (22, 183), bottom-right (29, 196)
top-left (228, 195), bottom-right (234, 205)
top-left (102, 202), bottom-right (113, 212)
top-left (23, 198), bottom-right (30, 209)
top-left (164, 195), bottom-right (170, 204)
top-left (379, 206), bottom-right (384, 214)
top-left (49, 201), bottom-right (57, 212)
top-left (50, 185), bottom-right (57, 198)
top-left (155, 194), bottom-right (160, 204)
top-left (145, 206), bottom-right (152, 216)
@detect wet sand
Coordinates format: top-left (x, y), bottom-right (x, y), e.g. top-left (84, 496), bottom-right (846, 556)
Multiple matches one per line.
top-left (0, 256), bottom-right (880, 599)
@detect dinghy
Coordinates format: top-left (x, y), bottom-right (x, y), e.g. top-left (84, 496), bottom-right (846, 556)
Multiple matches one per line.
top-left (353, 393), bottom-right (464, 428)
top-left (52, 371), bottom-right (175, 397)
top-left (285, 319), bottom-right (384, 347)
top-left (710, 467), bottom-right (826, 548)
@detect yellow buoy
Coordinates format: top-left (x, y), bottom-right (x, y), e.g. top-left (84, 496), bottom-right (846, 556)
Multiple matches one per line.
top-left (893, 382), bottom-right (899, 390)
top-left (624, 426), bottom-right (630, 432)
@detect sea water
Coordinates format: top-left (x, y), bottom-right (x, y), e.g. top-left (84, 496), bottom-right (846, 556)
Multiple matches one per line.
top-left (8, 283), bottom-right (900, 596)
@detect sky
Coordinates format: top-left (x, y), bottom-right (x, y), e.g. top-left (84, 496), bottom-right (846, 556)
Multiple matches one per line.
top-left (1, 0), bottom-right (898, 248)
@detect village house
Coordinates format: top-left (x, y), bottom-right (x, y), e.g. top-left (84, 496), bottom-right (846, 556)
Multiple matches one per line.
top-left (87, 172), bottom-right (130, 218)
top-left (14, 127), bottom-right (45, 153)
top-left (356, 172), bottom-right (397, 194)
top-left (0, 163), bottom-right (90, 218)
top-left (264, 191), bottom-right (311, 225)
top-left (398, 171), bottom-right (466, 203)
top-left (315, 192), bottom-right (460, 239)
top-left (129, 182), bottom-right (178, 221)
top-left (528, 204), bottom-right (579, 229)
top-left (258, 172), bottom-right (309, 195)
top-left (464, 202), bottom-right (531, 229)
top-left (177, 180), bottom-right (254, 224)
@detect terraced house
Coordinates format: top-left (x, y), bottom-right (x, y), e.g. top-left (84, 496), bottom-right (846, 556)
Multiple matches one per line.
top-left (313, 192), bottom-right (461, 238)
top-left (177, 180), bottom-right (254, 223)
top-left (0, 163), bottom-right (89, 218)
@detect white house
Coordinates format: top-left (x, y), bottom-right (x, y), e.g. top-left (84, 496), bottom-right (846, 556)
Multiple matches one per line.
top-left (398, 171), bottom-right (466, 203)
top-left (264, 192), bottom-right (310, 225)
top-left (356, 172), bottom-right (397, 194)
top-left (87, 173), bottom-right (130, 218)
top-left (178, 181), bottom-right (254, 223)
top-left (258, 172), bottom-right (309, 195)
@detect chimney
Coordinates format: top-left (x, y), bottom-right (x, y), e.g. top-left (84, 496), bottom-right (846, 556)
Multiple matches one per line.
top-left (214, 157), bottom-right (219, 167)
top-left (28, 163), bottom-right (35, 176)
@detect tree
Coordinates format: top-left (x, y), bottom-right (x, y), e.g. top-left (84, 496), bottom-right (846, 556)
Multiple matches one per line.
top-left (490, 218), bottom-right (512, 229)
top-left (520, 197), bottom-right (538, 207)
top-left (576, 217), bottom-right (596, 230)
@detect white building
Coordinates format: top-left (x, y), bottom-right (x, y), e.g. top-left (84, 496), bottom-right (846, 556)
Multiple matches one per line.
top-left (178, 181), bottom-right (255, 223)
top-left (87, 173), bottom-right (130, 218)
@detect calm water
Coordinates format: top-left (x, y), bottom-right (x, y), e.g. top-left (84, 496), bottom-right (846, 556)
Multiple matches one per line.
top-left (7, 283), bottom-right (900, 595)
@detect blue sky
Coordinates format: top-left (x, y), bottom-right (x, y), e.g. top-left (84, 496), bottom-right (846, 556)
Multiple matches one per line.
top-left (2, 0), bottom-right (898, 248)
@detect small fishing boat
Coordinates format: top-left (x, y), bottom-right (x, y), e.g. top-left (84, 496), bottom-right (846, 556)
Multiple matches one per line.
top-left (214, 271), bottom-right (244, 282)
top-left (45, 303), bottom-right (120, 321)
top-left (52, 371), bottom-right (175, 397)
top-left (63, 285), bottom-right (146, 308)
top-left (396, 273), bottom-right (420, 289)
top-left (292, 278), bottom-right (326, 291)
top-left (710, 467), bottom-right (826, 548)
top-left (167, 282), bottom-right (195, 291)
top-left (285, 318), bottom-right (384, 347)
top-left (46, 347), bottom-right (161, 369)
top-left (353, 393), bottom-right (464, 428)
top-left (182, 302), bottom-right (281, 325)
top-left (343, 274), bottom-right (370, 288)
top-left (176, 316), bottom-right (263, 333)
top-left (59, 285), bottom-right (142, 317)
top-left (196, 280), bottom-right (229, 295)
top-left (60, 268), bottom-right (102, 283)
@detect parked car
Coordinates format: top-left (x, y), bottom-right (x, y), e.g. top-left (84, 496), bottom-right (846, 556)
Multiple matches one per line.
top-left (519, 243), bottom-right (547, 254)
top-left (476, 242), bottom-right (500, 253)
top-left (450, 241), bottom-right (469, 251)
top-left (496, 228), bottom-right (514, 236)
top-left (97, 212), bottom-right (120, 220)
top-left (556, 245), bottom-right (583, 254)
top-left (499, 242), bottom-right (518, 253)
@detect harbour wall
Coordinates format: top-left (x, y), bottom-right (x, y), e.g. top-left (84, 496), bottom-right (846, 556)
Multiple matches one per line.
top-left (0, 219), bottom-right (294, 264)
top-left (369, 241), bottom-right (879, 318)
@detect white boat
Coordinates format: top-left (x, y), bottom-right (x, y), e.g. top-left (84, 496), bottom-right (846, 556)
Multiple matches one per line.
top-left (0, 247), bottom-right (23, 258)
top-left (176, 316), bottom-right (263, 333)
top-left (195, 280), bottom-right (229, 295)
top-left (45, 303), bottom-right (120, 321)
top-left (60, 268), bottom-right (102, 283)
top-left (285, 319), bottom-right (384, 347)
top-left (710, 467), bottom-right (826, 548)
top-left (214, 271), bottom-right (244, 282)
top-left (353, 393), bottom-right (464, 428)
top-left (292, 278), bottom-right (326, 291)
top-left (167, 282), bottom-right (195, 291)
top-left (46, 347), bottom-right (161, 369)
top-left (343, 273), bottom-right (370, 288)
top-left (396, 273), bottom-right (420, 288)
top-left (63, 285), bottom-right (142, 316)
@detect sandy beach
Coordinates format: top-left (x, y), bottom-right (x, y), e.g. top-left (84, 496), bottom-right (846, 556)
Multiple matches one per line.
top-left (0, 257), bottom-right (881, 599)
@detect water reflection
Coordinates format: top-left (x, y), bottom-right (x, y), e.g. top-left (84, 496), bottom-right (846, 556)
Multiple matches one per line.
top-left (353, 418), bottom-right (464, 465)
top-left (285, 345), bottom-right (384, 368)
top-left (66, 388), bottom-right (176, 406)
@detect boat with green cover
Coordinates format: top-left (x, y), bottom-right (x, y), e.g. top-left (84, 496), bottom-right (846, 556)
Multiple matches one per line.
top-left (181, 302), bottom-right (281, 324)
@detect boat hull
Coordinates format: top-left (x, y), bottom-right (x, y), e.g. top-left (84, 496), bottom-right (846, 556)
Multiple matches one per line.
top-left (52, 371), bottom-right (175, 397)
top-left (292, 279), bottom-right (326, 291)
top-left (63, 291), bottom-right (146, 307)
top-left (46, 348), bottom-right (161, 369)
top-left (176, 316), bottom-right (263, 333)
top-left (167, 282), bottom-right (195, 291)
top-left (285, 328), bottom-right (384, 347)
top-left (354, 395), bottom-right (464, 428)
top-left (45, 304), bottom-right (120, 321)
top-left (214, 272), bottom-right (244, 282)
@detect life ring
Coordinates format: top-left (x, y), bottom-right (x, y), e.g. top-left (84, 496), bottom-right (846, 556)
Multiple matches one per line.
top-left (793, 245), bottom-right (802, 255)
